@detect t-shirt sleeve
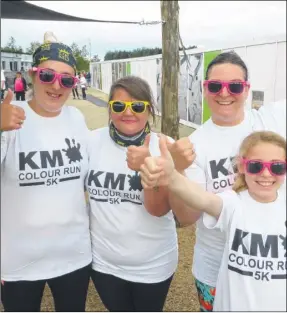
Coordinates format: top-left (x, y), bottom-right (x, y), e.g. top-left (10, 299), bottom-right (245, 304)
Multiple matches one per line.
top-left (203, 190), bottom-right (237, 233)
top-left (184, 159), bottom-right (207, 191)
top-left (258, 99), bottom-right (286, 138)
top-left (1, 131), bottom-right (15, 164)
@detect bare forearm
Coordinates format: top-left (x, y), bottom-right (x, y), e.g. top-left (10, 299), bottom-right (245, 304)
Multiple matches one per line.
top-left (168, 171), bottom-right (202, 226)
top-left (144, 187), bottom-right (170, 217)
top-left (168, 170), bottom-right (222, 218)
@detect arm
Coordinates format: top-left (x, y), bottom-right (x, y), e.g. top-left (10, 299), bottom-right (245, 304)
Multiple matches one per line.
top-left (168, 170), bottom-right (222, 218)
top-left (168, 170), bottom-right (202, 226)
top-left (143, 186), bottom-right (170, 217)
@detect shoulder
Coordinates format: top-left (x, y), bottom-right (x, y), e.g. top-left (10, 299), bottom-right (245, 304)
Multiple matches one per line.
top-left (90, 127), bottom-right (109, 139)
top-left (218, 189), bottom-right (240, 202)
top-left (64, 105), bottom-right (85, 120)
top-left (189, 119), bottom-right (212, 143)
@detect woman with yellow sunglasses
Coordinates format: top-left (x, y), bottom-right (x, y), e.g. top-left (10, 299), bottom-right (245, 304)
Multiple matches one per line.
top-left (86, 76), bottom-right (194, 311)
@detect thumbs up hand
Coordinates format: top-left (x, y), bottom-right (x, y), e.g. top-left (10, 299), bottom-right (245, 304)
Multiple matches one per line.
top-left (1, 89), bottom-right (26, 131)
top-left (140, 134), bottom-right (175, 189)
top-left (167, 137), bottom-right (196, 171)
top-left (126, 134), bottom-right (151, 171)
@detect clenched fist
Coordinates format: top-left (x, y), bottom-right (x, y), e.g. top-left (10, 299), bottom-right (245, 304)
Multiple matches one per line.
top-left (167, 137), bottom-right (195, 171)
top-left (126, 134), bottom-right (151, 171)
top-left (1, 89), bottom-right (26, 131)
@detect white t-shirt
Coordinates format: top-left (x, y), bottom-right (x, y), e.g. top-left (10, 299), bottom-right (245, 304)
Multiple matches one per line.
top-left (87, 128), bottom-right (178, 283)
top-left (80, 76), bottom-right (87, 89)
top-left (1, 101), bottom-right (92, 281)
top-left (203, 190), bottom-right (286, 311)
top-left (189, 102), bottom-right (286, 287)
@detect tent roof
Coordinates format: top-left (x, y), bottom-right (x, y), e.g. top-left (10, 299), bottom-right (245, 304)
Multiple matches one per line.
top-left (1, 0), bottom-right (136, 23)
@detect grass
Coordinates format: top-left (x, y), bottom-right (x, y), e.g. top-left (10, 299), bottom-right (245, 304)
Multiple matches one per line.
top-left (2, 90), bottom-right (200, 312)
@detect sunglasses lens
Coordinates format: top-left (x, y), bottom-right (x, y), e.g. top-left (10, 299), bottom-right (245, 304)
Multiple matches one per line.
top-left (246, 161), bottom-right (263, 174)
top-left (270, 162), bottom-right (286, 175)
top-left (61, 76), bottom-right (75, 88)
top-left (112, 101), bottom-right (126, 113)
top-left (39, 69), bottom-right (55, 83)
top-left (207, 82), bottom-right (222, 93)
top-left (131, 101), bottom-right (146, 113)
top-left (229, 82), bottom-right (244, 94)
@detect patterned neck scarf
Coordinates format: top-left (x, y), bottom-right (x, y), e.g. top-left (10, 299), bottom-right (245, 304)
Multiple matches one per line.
top-left (109, 122), bottom-right (151, 147)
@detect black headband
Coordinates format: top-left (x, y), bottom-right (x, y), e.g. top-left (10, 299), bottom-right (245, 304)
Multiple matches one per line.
top-left (32, 42), bottom-right (77, 73)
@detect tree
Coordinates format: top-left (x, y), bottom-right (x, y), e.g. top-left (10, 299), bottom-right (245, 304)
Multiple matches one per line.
top-left (7, 36), bottom-right (17, 51)
top-left (26, 41), bottom-right (41, 54)
top-left (91, 55), bottom-right (100, 62)
top-left (75, 55), bottom-right (90, 72)
top-left (161, 0), bottom-right (180, 140)
top-left (81, 45), bottom-right (89, 58)
top-left (1, 36), bottom-right (24, 54)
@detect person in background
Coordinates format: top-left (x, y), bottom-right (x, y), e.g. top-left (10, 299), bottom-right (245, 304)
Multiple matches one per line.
top-left (13, 72), bottom-right (27, 101)
top-left (72, 72), bottom-right (80, 100)
top-left (85, 71), bottom-right (91, 88)
top-left (1, 68), bottom-right (6, 101)
top-left (80, 72), bottom-right (87, 100)
top-left (140, 130), bottom-right (286, 311)
top-left (0, 31), bottom-right (92, 312)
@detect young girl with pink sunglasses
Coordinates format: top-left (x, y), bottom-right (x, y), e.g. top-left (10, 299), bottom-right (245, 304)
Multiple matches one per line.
top-left (140, 130), bottom-right (286, 311)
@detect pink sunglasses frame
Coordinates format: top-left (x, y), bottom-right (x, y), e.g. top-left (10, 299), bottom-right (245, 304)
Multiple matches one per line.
top-left (241, 158), bottom-right (287, 176)
top-left (203, 80), bottom-right (250, 95)
top-left (32, 67), bottom-right (78, 89)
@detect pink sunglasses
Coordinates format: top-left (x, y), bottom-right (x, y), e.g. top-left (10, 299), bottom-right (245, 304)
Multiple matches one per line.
top-left (203, 80), bottom-right (250, 95)
top-left (32, 67), bottom-right (78, 89)
top-left (241, 158), bottom-right (287, 176)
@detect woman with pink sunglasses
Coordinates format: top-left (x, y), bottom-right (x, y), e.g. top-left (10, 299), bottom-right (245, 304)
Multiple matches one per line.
top-left (166, 51), bottom-right (286, 311)
top-left (140, 130), bottom-right (286, 311)
top-left (0, 32), bottom-right (92, 311)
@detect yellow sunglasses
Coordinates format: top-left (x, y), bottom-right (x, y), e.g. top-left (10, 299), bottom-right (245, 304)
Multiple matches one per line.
top-left (109, 100), bottom-right (150, 114)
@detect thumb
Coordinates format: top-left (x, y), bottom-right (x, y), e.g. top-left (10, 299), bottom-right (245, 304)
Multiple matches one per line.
top-left (143, 134), bottom-right (151, 147)
top-left (2, 89), bottom-right (14, 105)
top-left (165, 137), bottom-right (173, 151)
top-left (159, 135), bottom-right (170, 158)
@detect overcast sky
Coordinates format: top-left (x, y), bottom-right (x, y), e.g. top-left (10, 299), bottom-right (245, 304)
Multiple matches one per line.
top-left (1, 1), bottom-right (286, 59)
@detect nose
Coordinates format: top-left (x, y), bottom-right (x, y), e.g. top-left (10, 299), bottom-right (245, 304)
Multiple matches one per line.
top-left (124, 106), bottom-right (134, 116)
top-left (50, 77), bottom-right (62, 90)
top-left (219, 85), bottom-right (230, 97)
top-left (261, 166), bottom-right (272, 177)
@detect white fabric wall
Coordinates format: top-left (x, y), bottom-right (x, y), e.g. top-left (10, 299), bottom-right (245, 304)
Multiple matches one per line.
top-left (100, 63), bottom-right (113, 95)
top-left (130, 59), bottom-right (158, 102)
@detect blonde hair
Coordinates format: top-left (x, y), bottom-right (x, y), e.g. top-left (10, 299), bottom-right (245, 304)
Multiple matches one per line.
top-left (233, 131), bottom-right (286, 193)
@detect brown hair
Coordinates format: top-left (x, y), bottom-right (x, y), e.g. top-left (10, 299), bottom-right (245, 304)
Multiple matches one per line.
top-left (108, 75), bottom-right (157, 124)
top-left (233, 131), bottom-right (286, 193)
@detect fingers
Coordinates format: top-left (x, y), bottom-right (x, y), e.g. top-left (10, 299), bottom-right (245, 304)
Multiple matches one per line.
top-left (143, 134), bottom-right (151, 147)
top-left (2, 89), bottom-right (14, 105)
top-left (158, 134), bottom-right (171, 158)
top-left (140, 156), bottom-right (162, 186)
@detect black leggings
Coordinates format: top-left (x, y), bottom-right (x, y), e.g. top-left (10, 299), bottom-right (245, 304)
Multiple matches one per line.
top-left (1, 264), bottom-right (91, 312)
top-left (15, 91), bottom-right (25, 101)
top-left (91, 269), bottom-right (173, 312)
top-left (72, 88), bottom-right (79, 99)
top-left (81, 87), bottom-right (86, 99)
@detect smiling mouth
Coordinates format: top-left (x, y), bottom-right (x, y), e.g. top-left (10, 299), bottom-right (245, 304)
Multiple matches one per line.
top-left (47, 92), bottom-right (62, 99)
top-left (256, 181), bottom-right (275, 187)
top-left (216, 101), bottom-right (234, 106)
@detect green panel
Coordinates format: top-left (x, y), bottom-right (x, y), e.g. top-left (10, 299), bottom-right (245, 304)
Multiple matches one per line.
top-left (127, 62), bottom-right (131, 75)
top-left (202, 50), bottom-right (221, 123)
